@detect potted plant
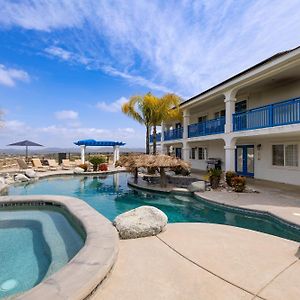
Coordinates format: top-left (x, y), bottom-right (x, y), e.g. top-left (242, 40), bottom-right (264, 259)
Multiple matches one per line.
top-left (89, 156), bottom-right (106, 171)
top-left (98, 163), bottom-right (108, 171)
top-left (231, 176), bottom-right (246, 192)
top-left (225, 171), bottom-right (237, 187)
top-left (208, 168), bottom-right (222, 189)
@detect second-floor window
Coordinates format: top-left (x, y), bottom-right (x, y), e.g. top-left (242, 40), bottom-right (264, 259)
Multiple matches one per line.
top-left (198, 115), bottom-right (207, 123)
top-left (235, 100), bottom-right (247, 113)
top-left (214, 110), bottom-right (225, 119)
top-left (175, 123), bottom-right (182, 129)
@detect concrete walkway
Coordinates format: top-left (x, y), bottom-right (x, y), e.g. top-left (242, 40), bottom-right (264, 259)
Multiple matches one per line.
top-left (91, 223), bottom-right (300, 300)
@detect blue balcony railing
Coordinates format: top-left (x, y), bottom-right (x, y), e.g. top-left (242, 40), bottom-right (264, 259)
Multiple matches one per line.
top-left (150, 132), bottom-right (161, 143)
top-left (233, 97), bottom-right (300, 131)
top-left (188, 116), bottom-right (225, 138)
top-left (164, 127), bottom-right (183, 141)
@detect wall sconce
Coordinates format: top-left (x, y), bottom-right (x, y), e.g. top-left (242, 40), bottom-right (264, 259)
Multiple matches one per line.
top-left (257, 144), bottom-right (262, 150)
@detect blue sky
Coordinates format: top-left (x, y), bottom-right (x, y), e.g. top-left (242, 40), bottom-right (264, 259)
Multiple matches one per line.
top-left (0, 0), bottom-right (300, 148)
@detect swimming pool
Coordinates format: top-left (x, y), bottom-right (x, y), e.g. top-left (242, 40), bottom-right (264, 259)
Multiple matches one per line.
top-left (0, 205), bottom-right (84, 298)
top-left (5, 173), bottom-right (300, 242)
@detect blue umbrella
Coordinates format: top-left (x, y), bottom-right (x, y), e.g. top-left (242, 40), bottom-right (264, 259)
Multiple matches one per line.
top-left (7, 140), bottom-right (43, 162)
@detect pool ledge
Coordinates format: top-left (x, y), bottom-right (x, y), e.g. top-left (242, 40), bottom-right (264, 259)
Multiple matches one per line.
top-left (0, 195), bottom-right (119, 300)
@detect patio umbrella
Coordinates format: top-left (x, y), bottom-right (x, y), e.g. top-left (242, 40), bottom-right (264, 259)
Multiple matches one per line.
top-left (7, 140), bottom-right (44, 162)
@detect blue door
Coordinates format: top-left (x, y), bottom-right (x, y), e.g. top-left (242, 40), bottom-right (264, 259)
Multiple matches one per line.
top-left (236, 145), bottom-right (254, 177)
top-left (175, 148), bottom-right (182, 159)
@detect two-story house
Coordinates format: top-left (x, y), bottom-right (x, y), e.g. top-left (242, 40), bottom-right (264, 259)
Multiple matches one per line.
top-left (151, 46), bottom-right (300, 185)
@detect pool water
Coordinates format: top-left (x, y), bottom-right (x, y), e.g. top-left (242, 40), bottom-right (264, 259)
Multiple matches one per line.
top-left (0, 206), bottom-right (84, 298)
top-left (5, 173), bottom-right (300, 243)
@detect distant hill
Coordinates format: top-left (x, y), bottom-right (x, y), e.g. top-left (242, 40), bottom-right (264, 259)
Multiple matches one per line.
top-left (0, 147), bottom-right (145, 155)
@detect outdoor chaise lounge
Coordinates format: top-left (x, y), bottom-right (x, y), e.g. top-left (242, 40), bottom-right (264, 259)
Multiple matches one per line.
top-left (62, 159), bottom-right (75, 170)
top-left (31, 158), bottom-right (49, 172)
top-left (17, 158), bottom-right (32, 170)
top-left (47, 159), bottom-right (59, 170)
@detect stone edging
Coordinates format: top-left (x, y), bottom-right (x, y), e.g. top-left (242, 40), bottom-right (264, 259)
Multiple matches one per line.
top-left (0, 195), bottom-right (119, 300)
top-left (127, 178), bottom-right (300, 232)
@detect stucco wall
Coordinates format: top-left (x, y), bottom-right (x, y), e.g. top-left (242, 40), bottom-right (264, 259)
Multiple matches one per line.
top-left (239, 79), bottom-right (300, 110)
top-left (252, 138), bottom-right (300, 185)
top-left (188, 140), bottom-right (225, 170)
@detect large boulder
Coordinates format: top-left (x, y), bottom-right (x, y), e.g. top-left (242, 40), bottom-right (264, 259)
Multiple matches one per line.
top-left (25, 169), bottom-right (37, 178)
top-left (15, 174), bottom-right (30, 182)
top-left (73, 167), bottom-right (85, 174)
top-left (188, 180), bottom-right (206, 192)
top-left (113, 206), bottom-right (168, 239)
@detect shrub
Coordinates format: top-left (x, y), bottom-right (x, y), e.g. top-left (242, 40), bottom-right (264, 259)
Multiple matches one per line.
top-left (208, 168), bottom-right (222, 189)
top-left (98, 163), bottom-right (108, 171)
top-left (231, 176), bottom-right (246, 192)
top-left (89, 156), bottom-right (107, 171)
top-left (78, 163), bottom-right (88, 172)
top-left (225, 171), bottom-right (237, 187)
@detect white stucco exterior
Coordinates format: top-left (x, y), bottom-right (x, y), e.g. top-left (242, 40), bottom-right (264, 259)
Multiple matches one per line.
top-left (151, 46), bottom-right (300, 186)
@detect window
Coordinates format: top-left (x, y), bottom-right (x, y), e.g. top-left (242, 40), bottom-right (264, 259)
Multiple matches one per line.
top-left (235, 100), bottom-right (247, 113)
top-left (175, 123), bottom-right (182, 128)
top-left (190, 148), bottom-right (196, 159)
top-left (272, 144), bottom-right (298, 167)
top-left (214, 110), bottom-right (225, 119)
top-left (198, 147), bottom-right (207, 160)
top-left (198, 115), bottom-right (207, 123)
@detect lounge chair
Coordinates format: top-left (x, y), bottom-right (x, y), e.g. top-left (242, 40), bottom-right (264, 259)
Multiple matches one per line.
top-left (31, 158), bottom-right (49, 172)
top-left (47, 159), bottom-right (59, 171)
top-left (62, 159), bottom-right (75, 170)
top-left (17, 158), bottom-right (32, 170)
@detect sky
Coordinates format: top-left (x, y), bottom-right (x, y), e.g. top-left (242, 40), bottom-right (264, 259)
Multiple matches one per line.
top-left (0, 0), bottom-right (300, 149)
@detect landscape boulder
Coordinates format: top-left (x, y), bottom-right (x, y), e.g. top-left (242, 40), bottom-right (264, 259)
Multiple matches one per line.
top-left (25, 169), bottom-right (37, 178)
top-left (15, 174), bottom-right (30, 182)
top-left (113, 206), bottom-right (168, 239)
top-left (73, 167), bottom-right (85, 174)
top-left (188, 180), bottom-right (206, 192)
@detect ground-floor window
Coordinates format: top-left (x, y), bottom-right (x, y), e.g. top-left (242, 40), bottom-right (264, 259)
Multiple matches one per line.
top-left (198, 147), bottom-right (207, 160)
top-left (190, 148), bottom-right (196, 159)
top-left (272, 144), bottom-right (298, 167)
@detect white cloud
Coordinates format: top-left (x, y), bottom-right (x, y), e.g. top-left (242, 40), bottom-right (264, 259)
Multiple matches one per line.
top-left (1, 1), bottom-right (300, 97)
top-left (55, 110), bottom-right (78, 120)
top-left (96, 97), bottom-right (128, 113)
top-left (0, 64), bottom-right (30, 87)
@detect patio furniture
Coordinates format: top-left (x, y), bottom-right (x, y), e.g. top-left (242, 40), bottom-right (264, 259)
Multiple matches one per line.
top-left (47, 159), bottom-right (59, 171)
top-left (31, 158), bottom-right (49, 172)
top-left (62, 159), bottom-right (74, 170)
top-left (17, 158), bottom-right (32, 170)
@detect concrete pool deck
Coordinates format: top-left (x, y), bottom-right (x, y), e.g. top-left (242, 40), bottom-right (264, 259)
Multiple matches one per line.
top-left (92, 223), bottom-right (300, 300)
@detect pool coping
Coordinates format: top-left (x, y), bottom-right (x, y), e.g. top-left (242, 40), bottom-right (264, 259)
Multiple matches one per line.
top-left (0, 195), bottom-right (119, 300)
top-left (127, 177), bottom-right (300, 234)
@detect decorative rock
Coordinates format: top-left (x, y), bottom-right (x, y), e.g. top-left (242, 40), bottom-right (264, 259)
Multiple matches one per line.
top-left (25, 169), bottom-right (37, 178)
top-left (113, 206), bottom-right (168, 239)
top-left (0, 177), bottom-right (5, 185)
top-left (188, 180), bottom-right (206, 192)
top-left (15, 174), bottom-right (30, 182)
top-left (74, 167), bottom-right (85, 174)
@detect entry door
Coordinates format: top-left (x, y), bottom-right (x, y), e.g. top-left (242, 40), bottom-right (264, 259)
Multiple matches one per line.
top-left (175, 148), bottom-right (182, 159)
top-left (236, 145), bottom-right (254, 177)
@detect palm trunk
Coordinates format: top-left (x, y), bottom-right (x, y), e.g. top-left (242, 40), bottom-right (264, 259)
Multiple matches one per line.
top-left (152, 125), bottom-right (157, 155)
top-left (160, 167), bottom-right (167, 187)
top-left (146, 125), bottom-right (150, 154)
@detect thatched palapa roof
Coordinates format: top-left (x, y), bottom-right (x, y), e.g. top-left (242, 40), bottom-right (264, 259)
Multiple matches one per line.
top-left (119, 154), bottom-right (190, 170)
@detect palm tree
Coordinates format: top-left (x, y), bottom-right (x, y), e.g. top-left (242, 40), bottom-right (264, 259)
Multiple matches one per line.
top-left (121, 93), bottom-right (154, 154)
top-left (150, 93), bottom-right (182, 154)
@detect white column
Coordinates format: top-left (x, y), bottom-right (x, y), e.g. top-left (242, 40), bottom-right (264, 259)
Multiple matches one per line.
top-left (182, 141), bottom-right (190, 161)
top-left (80, 145), bottom-right (86, 164)
top-left (182, 109), bottom-right (190, 139)
top-left (224, 91), bottom-right (236, 133)
top-left (224, 138), bottom-right (236, 172)
top-left (113, 145), bottom-right (120, 164)
top-left (161, 121), bottom-right (165, 142)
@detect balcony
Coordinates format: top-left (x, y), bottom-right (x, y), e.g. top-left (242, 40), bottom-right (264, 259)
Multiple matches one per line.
top-left (164, 127), bottom-right (183, 141)
top-left (150, 132), bottom-right (161, 143)
top-left (188, 116), bottom-right (225, 138)
top-left (233, 97), bottom-right (300, 131)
